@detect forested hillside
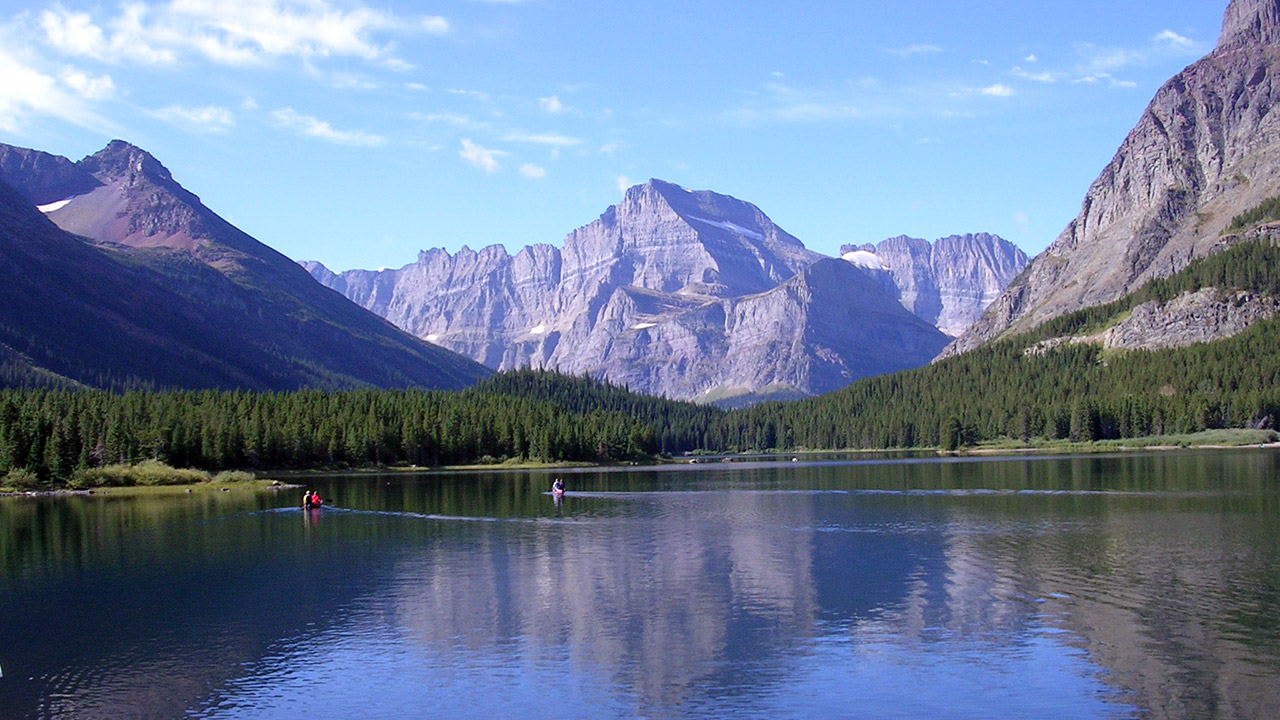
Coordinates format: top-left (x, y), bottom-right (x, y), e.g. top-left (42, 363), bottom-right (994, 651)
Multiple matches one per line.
top-left (708, 235), bottom-right (1280, 452)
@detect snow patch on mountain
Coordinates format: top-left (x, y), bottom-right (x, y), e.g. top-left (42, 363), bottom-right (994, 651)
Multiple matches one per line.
top-left (689, 216), bottom-right (765, 241)
top-left (841, 250), bottom-right (885, 270)
top-left (37, 198), bottom-right (73, 213)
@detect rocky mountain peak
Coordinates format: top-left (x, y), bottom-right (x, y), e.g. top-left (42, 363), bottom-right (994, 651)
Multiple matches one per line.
top-left (1220, 0), bottom-right (1280, 48)
top-left (76, 140), bottom-right (197, 202)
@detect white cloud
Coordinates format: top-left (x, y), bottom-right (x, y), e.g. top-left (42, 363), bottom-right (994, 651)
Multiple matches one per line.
top-left (1015, 211), bottom-right (1030, 226)
top-left (459, 138), bottom-right (505, 173)
top-left (59, 67), bottom-right (115, 99)
top-left (0, 45), bottom-right (113, 133)
top-left (1024, 54), bottom-right (1038, 63)
top-left (772, 103), bottom-right (862, 121)
top-left (40, 6), bottom-right (174, 64)
top-left (502, 131), bottom-right (583, 146)
top-left (405, 82), bottom-right (428, 91)
top-left (1073, 72), bottom-right (1138, 89)
top-left (420, 16), bottom-right (450, 35)
top-left (413, 112), bottom-right (489, 131)
top-left (885, 43), bottom-right (942, 57)
top-left (1154, 30), bottom-right (1195, 50)
top-left (1012, 67), bottom-right (1057, 83)
top-left (447, 88), bottom-right (491, 102)
top-left (38, 0), bottom-right (448, 68)
top-left (981, 83), bottom-right (1014, 97)
top-left (519, 163), bottom-right (546, 179)
top-left (152, 104), bottom-right (236, 133)
top-left (616, 175), bottom-right (630, 193)
top-left (271, 107), bottom-right (386, 146)
top-left (539, 95), bottom-right (567, 114)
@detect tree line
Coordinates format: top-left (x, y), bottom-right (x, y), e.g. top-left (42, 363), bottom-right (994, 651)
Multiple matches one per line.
top-left (0, 371), bottom-right (713, 486)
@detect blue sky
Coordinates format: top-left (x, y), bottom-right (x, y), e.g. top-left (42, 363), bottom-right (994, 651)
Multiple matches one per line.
top-left (0, 0), bottom-right (1224, 271)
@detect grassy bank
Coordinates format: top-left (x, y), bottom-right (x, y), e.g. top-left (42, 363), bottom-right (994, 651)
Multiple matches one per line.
top-left (0, 460), bottom-right (263, 495)
top-left (964, 428), bottom-right (1280, 454)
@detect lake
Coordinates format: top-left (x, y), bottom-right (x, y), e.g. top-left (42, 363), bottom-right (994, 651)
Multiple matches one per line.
top-left (1, 450), bottom-right (1278, 719)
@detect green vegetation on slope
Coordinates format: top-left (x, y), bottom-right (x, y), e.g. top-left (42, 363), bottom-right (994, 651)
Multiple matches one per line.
top-left (1227, 194), bottom-right (1280, 233)
top-left (707, 237), bottom-right (1280, 452)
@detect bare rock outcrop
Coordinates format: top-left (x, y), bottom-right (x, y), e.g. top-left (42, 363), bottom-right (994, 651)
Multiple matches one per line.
top-left (1100, 288), bottom-right (1280, 350)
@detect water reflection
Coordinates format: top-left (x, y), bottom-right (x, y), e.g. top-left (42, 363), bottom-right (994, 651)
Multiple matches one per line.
top-left (0, 451), bottom-right (1277, 719)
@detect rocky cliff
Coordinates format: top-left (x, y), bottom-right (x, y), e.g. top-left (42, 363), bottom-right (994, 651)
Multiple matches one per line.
top-left (309, 180), bottom-right (960, 403)
top-left (841, 233), bottom-right (1028, 337)
top-left (945, 0), bottom-right (1280, 357)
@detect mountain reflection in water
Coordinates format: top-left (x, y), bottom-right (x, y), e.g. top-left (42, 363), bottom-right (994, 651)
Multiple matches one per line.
top-left (0, 451), bottom-right (1277, 719)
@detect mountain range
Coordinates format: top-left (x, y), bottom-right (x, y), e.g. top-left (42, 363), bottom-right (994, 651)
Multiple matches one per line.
top-left (308, 180), bottom-right (1025, 405)
top-left (0, 141), bottom-right (489, 391)
top-left (945, 0), bottom-right (1280, 357)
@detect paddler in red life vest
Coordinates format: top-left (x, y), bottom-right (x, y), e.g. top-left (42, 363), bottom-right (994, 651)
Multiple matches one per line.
top-left (309, 492), bottom-right (323, 508)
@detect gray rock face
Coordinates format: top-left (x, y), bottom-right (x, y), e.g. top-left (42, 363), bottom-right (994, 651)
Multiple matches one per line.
top-left (1023, 287), bottom-right (1279, 356)
top-left (1100, 288), bottom-right (1280, 350)
top-left (310, 180), bottom-right (955, 402)
top-left (841, 233), bottom-right (1028, 337)
top-left (945, 0), bottom-right (1280, 358)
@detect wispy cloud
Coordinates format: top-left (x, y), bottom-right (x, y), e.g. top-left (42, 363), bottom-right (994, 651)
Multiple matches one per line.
top-left (1071, 30), bottom-right (1206, 84)
top-left (446, 88), bottom-right (491, 102)
top-left (1153, 30), bottom-right (1197, 51)
top-left (271, 108), bottom-right (386, 146)
top-left (59, 67), bottom-right (114, 99)
top-left (885, 43), bottom-right (942, 57)
top-left (0, 43), bottom-right (115, 133)
top-left (413, 112), bottom-right (484, 129)
top-left (518, 163), bottom-right (546, 179)
top-left (1012, 67), bottom-right (1058, 83)
top-left (981, 83), bottom-right (1014, 97)
top-left (459, 138), bottom-right (506, 172)
top-left (151, 104), bottom-right (235, 133)
top-left (38, 0), bottom-right (448, 68)
top-left (539, 95), bottom-right (568, 114)
top-left (502, 131), bottom-right (583, 146)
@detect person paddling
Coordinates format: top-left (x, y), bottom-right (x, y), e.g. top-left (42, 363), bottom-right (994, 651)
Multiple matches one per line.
top-left (302, 490), bottom-right (312, 508)
top-left (552, 478), bottom-right (565, 495)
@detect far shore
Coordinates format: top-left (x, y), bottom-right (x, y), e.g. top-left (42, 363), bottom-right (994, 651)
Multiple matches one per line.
top-left (0, 479), bottom-right (299, 500)
top-left (3, 432), bottom-right (1276, 499)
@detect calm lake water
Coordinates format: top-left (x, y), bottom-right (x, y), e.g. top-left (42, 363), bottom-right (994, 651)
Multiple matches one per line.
top-left (2, 451), bottom-right (1279, 719)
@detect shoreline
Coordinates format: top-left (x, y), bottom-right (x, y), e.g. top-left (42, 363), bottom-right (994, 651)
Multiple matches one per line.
top-left (4, 437), bottom-right (1275, 499)
top-left (0, 479), bottom-right (300, 500)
